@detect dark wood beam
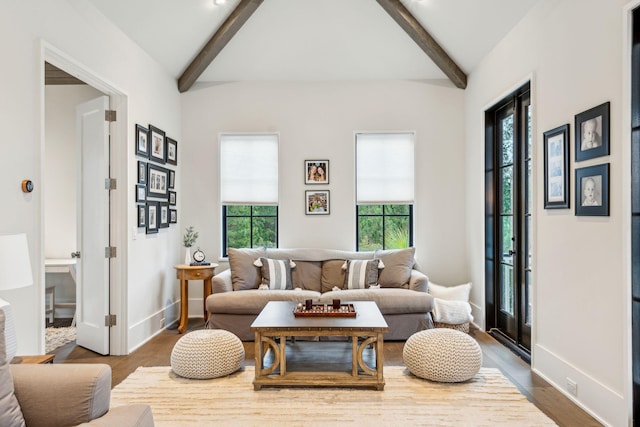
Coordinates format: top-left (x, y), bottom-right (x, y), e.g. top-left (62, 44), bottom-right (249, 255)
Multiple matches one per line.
top-left (45, 62), bottom-right (86, 85)
top-left (376, 0), bottom-right (467, 89)
top-left (178, 0), bottom-right (264, 92)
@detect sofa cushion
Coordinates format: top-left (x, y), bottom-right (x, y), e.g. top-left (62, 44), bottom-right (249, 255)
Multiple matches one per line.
top-left (319, 289), bottom-right (433, 315)
top-left (291, 260), bottom-right (322, 292)
top-left (321, 260), bottom-right (347, 293)
top-left (207, 290), bottom-right (321, 315)
top-left (0, 310), bottom-right (26, 427)
top-left (343, 259), bottom-right (381, 289)
top-left (375, 247), bottom-right (415, 288)
top-left (228, 247), bottom-right (266, 291)
top-left (256, 258), bottom-right (292, 290)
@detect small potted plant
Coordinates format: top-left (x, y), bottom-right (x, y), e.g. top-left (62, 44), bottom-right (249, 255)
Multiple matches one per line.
top-left (183, 226), bottom-right (198, 264)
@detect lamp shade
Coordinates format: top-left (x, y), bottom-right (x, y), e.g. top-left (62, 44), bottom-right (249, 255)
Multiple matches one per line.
top-left (0, 233), bottom-right (33, 290)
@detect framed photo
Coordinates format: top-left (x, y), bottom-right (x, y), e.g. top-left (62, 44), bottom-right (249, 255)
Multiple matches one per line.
top-left (169, 190), bottom-right (177, 206)
top-left (306, 190), bottom-right (330, 215)
top-left (135, 124), bottom-right (149, 158)
top-left (543, 124), bottom-right (570, 209)
top-left (159, 202), bottom-right (169, 228)
top-left (575, 102), bottom-right (610, 162)
top-left (169, 209), bottom-right (178, 224)
top-left (305, 160), bottom-right (329, 184)
top-left (137, 205), bottom-right (146, 228)
top-left (146, 163), bottom-right (170, 200)
top-left (166, 137), bottom-right (178, 166)
top-left (148, 125), bottom-right (166, 164)
top-left (575, 163), bottom-right (609, 216)
top-left (135, 184), bottom-right (146, 203)
top-left (146, 202), bottom-right (159, 234)
top-left (137, 161), bottom-right (146, 184)
top-left (169, 170), bottom-right (176, 189)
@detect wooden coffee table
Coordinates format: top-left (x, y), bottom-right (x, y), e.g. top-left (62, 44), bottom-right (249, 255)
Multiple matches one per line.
top-left (250, 301), bottom-right (388, 390)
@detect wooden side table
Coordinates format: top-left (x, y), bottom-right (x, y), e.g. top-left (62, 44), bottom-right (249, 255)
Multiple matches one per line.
top-left (174, 264), bottom-right (217, 334)
top-left (11, 354), bottom-right (55, 364)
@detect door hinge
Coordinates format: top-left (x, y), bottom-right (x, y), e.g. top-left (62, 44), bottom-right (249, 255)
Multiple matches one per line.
top-left (105, 110), bottom-right (117, 122)
top-left (105, 314), bottom-right (117, 327)
top-left (105, 178), bottom-right (117, 190)
top-left (105, 246), bottom-right (117, 258)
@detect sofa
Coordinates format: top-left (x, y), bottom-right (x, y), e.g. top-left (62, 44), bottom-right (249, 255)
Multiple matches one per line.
top-left (0, 311), bottom-right (154, 427)
top-left (206, 247), bottom-right (434, 341)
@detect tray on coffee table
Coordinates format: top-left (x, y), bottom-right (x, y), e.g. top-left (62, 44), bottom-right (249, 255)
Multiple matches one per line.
top-left (293, 303), bottom-right (357, 317)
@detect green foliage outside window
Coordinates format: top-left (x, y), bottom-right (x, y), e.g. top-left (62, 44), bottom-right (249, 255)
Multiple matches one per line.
top-left (357, 204), bottom-right (412, 251)
top-left (224, 205), bottom-right (277, 255)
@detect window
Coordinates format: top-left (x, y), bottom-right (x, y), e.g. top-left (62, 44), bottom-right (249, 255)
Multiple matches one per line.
top-left (220, 134), bottom-right (278, 256)
top-left (355, 133), bottom-right (414, 251)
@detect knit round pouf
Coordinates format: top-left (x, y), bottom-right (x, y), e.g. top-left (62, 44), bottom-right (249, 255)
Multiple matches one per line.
top-left (171, 329), bottom-right (244, 379)
top-left (403, 328), bottom-right (482, 383)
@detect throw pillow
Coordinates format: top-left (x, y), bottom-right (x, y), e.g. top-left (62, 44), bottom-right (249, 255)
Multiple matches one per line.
top-left (291, 260), bottom-right (322, 292)
top-left (254, 258), bottom-right (293, 290)
top-left (343, 259), bottom-right (381, 289)
top-left (321, 260), bottom-right (347, 293)
top-left (0, 311), bottom-right (26, 427)
top-left (374, 247), bottom-right (415, 288)
top-left (228, 247), bottom-right (266, 291)
top-left (428, 282), bottom-right (472, 302)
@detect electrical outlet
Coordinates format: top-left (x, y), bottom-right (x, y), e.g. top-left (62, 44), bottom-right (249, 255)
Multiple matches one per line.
top-left (566, 378), bottom-right (577, 396)
top-left (160, 317), bottom-right (165, 329)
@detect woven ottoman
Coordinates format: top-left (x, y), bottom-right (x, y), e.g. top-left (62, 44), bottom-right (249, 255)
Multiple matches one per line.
top-left (171, 329), bottom-right (244, 379)
top-left (403, 328), bottom-right (482, 383)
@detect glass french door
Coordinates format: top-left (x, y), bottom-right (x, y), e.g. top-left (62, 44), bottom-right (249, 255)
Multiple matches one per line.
top-left (485, 83), bottom-right (532, 357)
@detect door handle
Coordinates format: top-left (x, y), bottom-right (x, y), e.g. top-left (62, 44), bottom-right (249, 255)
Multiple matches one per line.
top-left (508, 250), bottom-right (516, 256)
top-left (71, 251), bottom-right (81, 259)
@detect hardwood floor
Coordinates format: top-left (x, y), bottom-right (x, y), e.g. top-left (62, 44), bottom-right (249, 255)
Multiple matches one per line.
top-left (50, 319), bottom-right (601, 426)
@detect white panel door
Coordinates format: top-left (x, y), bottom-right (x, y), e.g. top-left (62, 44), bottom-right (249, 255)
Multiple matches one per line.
top-left (75, 96), bottom-right (110, 355)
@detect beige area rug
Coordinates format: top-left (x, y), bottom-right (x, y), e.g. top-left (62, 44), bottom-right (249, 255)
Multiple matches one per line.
top-left (111, 366), bottom-right (557, 426)
top-left (45, 326), bottom-right (76, 353)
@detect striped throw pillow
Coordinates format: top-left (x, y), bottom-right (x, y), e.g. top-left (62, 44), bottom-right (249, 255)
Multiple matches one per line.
top-left (343, 259), bottom-right (381, 289)
top-left (254, 258), bottom-right (292, 290)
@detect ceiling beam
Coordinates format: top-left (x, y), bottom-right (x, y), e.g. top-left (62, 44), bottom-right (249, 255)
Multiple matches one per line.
top-left (376, 0), bottom-right (467, 89)
top-left (45, 62), bottom-right (86, 85)
top-left (178, 0), bottom-right (264, 93)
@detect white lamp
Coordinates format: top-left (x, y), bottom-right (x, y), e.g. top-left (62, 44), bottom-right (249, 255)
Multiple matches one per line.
top-left (0, 234), bottom-right (33, 362)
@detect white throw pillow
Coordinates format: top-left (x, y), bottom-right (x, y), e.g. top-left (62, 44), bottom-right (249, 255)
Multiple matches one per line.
top-left (428, 282), bottom-right (471, 302)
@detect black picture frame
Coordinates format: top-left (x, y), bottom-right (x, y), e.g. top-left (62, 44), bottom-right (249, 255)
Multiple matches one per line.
top-left (169, 209), bottom-right (177, 224)
top-left (135, 184), bottom-right (146, 203)
top-left (169, 170), bottom-right (176, 189)
top-left (543, 124), bottom-right (570, 209)
top-left (305, 160), bottom-right (329, 184)
top-left (146, 163), bottom-right (170, 200)
top-left (575, 163), bottom-right (609, 216)
top-left (146, 202), bottom-right (159, 234)
top-left (159, 202), bottom-right (169, 228)
top-left (166, 137), bottom-right (178, 166)
top-left (135, 124), bottom-right (149, 158)
top-left (137, 161), bottom-right (146, 184)
top-left (305, 190), bottom-right (330, 215)
top-left (169, 190), bottom-right (177, 206)
top-left (137, 205), bottom-right (146, 228)
top-left (575, 102), bottom-right (610, 162)
top-left (148, 124), bottom-right (166, 164)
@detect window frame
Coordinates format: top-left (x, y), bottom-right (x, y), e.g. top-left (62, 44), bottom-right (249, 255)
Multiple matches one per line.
top-left (222, 205), bottom-right (278, 257)
top-left (356, 204), bottom-right (414, 251)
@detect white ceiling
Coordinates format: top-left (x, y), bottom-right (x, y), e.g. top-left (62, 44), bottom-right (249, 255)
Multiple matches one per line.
top-left (86, 0), bottom-right (539, 86)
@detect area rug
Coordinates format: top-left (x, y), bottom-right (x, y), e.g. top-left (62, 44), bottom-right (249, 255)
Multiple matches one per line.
top-left (111, 366), bottom-right (557, 426)
top-left (45, 326), bottom-right (76, 353)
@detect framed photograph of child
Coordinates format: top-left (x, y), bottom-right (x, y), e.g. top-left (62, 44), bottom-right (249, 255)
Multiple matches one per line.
top-left (159, 202), bottom-right (170, 228)
top-left (575, 163), bottom-right (609, 216)
top-left (166, 137), bottom-right (178, 166)
top-left (543, 124), bottom-right (570, 209)
top-left (575, 102), bottom-right (609, 162)
top-left (146, 163), bottom-right (169, 200)
top-left (306, 190), bottom-right (330, 215)
top-left (135, 124), bottom-right (149, 158)
top-left (146, 202), bottom-right (159, 234)
top-left (305, 160), bottom-right (329, 184)
top-left (169, 209), bottom-right (178, 224)
top-left (149, 124), bottom-right (166, 164)
top-left (137, 161), bottom-right (146, 184)
top-left (137, 205), bottom-right (146, 228)
top-left (135, 184), bottom-right (146, 203)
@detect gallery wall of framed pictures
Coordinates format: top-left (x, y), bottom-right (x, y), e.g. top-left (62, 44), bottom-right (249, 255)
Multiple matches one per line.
top-left (135, 123), bottom-right (179, 233)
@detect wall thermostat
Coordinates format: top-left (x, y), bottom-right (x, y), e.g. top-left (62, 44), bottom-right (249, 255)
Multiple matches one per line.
top-left (21, 180), bottom-right (34, 193)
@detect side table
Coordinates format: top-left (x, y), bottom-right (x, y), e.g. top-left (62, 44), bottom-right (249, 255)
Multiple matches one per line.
top-left (11, 354), bottom-right (55, 364)
top-left (174, 264), bottom-right (217, 334)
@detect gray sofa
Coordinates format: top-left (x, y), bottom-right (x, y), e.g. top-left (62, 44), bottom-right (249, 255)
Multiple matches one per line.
top-left (206, 247), bottom-right (434, 341)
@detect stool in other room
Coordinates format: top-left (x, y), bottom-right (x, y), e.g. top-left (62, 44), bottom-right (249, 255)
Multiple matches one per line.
top-left (171, 329), bottom-right (244, 379)
top-left (403, 328), bottom-right (482, 383)
top-left (45, 285), bottom-right (55, 324)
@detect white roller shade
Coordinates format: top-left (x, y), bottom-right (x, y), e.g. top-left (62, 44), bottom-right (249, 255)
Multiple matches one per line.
top-left (356, 133), bottom-right (414, 204)
top-left (220, 134), bottom-right (279, 204)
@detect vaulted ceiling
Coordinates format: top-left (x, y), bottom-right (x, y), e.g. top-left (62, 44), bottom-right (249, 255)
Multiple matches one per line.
top-left (83, 0), bottom-right (539, 91)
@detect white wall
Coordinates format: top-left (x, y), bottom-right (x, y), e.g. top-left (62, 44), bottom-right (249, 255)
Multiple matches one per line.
top-left (465, 0), bottom-right (630, 425)
top-left (0, 0), bottom-right (181, 355)
top-left (180, 80), bottom-right (468, 290)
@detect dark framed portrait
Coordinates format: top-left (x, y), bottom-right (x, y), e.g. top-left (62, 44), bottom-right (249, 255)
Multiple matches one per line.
top-left (169, 209), bottom-right (177, 224)
top-left (305, 160), bottom-right (329, 184)
top-left (159, 202), bottom-right (169, 228)
top-left (305, 190), bottom-right (330, 215)
top-left (169, 170), bottom-right (176, 189)
top-left (137, 205), bottom-right (146, 228)
top-left (575, 163), bottom-right (609, 216)
top-left (575, 102), bottom-right (610, 162)
top-left (169, 190), bottom-right (177, 206)
top-left (135, 184), bottom-right (146, 203)
top-left (135, 124), bottom-right (149, 158)
top-left (146, 163), bottom-right (170, 200)
top-left (148, 124), bottom-right (166, 164)
top-left (543, 124), bottom-right (570, 209)
top-left (137, 161), bottom-right (146, 184)
top-left (146, 202), bottom-right (159, 234)
top-left (166, 137), bottom-right (178, 166)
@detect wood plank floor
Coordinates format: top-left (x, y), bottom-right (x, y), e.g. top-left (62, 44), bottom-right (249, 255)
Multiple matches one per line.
top-left (49, 319), bottom-right (601, 426)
